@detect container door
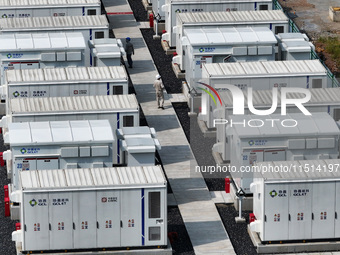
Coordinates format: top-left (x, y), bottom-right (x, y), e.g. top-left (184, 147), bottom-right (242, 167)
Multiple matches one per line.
top-left (241, 150), bottom-right (263, 193)
top-left (335, 181), bottom-right (340, 237)
top-left (120, 190), bottom-right (142, 247)
top-left (13, 158), bottom-right (37, 190)
top-left (36, 158), bottom-right (59, 170)
top-left (73, 191), bottom-right (97, 249)
top-left (144, 189), bottom-right (166, 246)
top-left (312, 182), bottom-right (335, 239)
top-left (264, 150), bottom-right (285, 161)
top-left (96, 190), bottom-right (121, 248)
top-left (288, 183), bottom-right (312, 240)
top-left (23, 193), bottom-right (49, 251)
top-left (49, 192), bottom-right (73, 249)
top-left (263, 184), bottom-right (289, 241)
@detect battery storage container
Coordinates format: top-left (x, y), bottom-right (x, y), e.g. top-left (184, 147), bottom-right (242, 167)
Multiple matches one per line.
top-left (12, 166), bottom-right (167, 252)
top-left (173, 10), bottom-right (288, 48)
top-left (0, 32), bottom-right (87, 85)
top-left (3, 66), bottom-right (128, 104)
top-left (214, 87), bottom-right (340, 155)
top-left (227, 113), bottom-right (340, 193)
top-left (200, 60), bottom-right (328, 126)
top-left (161, 0), bottom-right (273, 47)
top-left (175, 27), bottom-right (277, 90)
top-left (3, 120), bottom-right (115, 192)
top-left (0, 0), bottom-right (101, 18)
top-left (250, 159), bottom-right (340, 242)
top-left (1, 94), bottom-right (139, 164)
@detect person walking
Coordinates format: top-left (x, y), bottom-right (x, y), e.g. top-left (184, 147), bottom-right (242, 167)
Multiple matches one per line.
top-left (153, 74), bottom-right (164, 109)
top-left (125, 37), bottom-right (134, 68)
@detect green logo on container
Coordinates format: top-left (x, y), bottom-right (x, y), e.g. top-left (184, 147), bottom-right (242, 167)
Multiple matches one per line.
top-left (20, 148), bottom-right (27, 154)
top-left (199, 47), bottom-right (205, 53)
top-left (248, 140), bottom-right (254, 146)
top-left (6, 53), bottom-right (12, 59)
top-left (269, 190), bottom-right (277, 198)
top-left (29, 199), bottom-right (37, 207)
top-left (13, 91), bottom-right (20, 98)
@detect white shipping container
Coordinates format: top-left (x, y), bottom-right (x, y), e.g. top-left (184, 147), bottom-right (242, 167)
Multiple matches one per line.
top-left (0, 15), bottom-right (110, 67)
top-left (172, 10), bottom-right (289, 48)
top-left (175, 27), bottom-right (277, 90)
top-left (3, 66), bottom-right (129, 105)
top-left (1, 94), bottom-right (139, 164)
top-left (226, 113), bottom-right (340, 193)
top-left (162, 0), bottom-right (273, 47)
top-left (0, 32), bottom-right (87, 85)
top-left (250, 159), bottom-right (340, 242)
top-left (0, 0), bottom-right (101, 18)
top-left (14, 166), bottom-right (167, 251)
top-left (3, 120), bottom-right (115, 192)
top-left (279, 40), bottom-right (314, 61)
top-left (151, 0), bottom-right (166, 20)
top-left (214, 87), bottom-right (340, 156)
top-left (200, 60), bottom-right (328, 125)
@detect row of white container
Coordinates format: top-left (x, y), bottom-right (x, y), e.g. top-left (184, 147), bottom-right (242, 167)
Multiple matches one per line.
top-left (12, 166), bottom-right (167, 252)
top-left (0, 65), bottom-right (129, 107)
top-left (174, 29), bottom-right (315, 91)
top-left (158, 0), bottom-right (273, 43)
top-left (250, 159), bottom-right (340, 242)
top-left (0, 0), bottom-right (102, 18)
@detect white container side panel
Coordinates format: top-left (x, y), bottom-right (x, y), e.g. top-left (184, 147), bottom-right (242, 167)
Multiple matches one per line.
top-left (0, 6), bottom-right (100, 19)
top-left (263, 183), bottom-right (289, 241)
top-left (336, 182), bottom-right (340, 237)
top-left (96, 190), bottom-right (121, 248)
top-left (311, 182), bottom-right (335, 239)
top-left (166, 1), bottom-right (273, 46)
top-left (121, 189), bottom-right (142, 247)
top-left (23, 193), bottom-right (49, 251)
top-left (288, 183), bottom-right (312, 240)
top-left (49, 192), bottom-right (73, 250)
top-left (72, 191), bottom-right (97, 249)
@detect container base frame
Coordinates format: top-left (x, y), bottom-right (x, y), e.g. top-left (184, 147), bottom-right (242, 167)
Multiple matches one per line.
top-left (248, 225), bottom-right (340, 254)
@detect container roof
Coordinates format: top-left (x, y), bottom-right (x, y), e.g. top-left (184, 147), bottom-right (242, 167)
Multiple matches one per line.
top-left (231, 112), bottom-right (339, 138)
top-left (0, 32), bottom-right (85, 51)
top-left (0, 0), bottom-right (99, 7)
top-left (254, 159), bottom-right (340, 181)
top-left (7, 120), bottom-right (114, 145)
top-left (9, 94), bottom-right (138, 115)
top-left (276, 32), bottom-right (308, 41)
top-left (184, 27), bottom-right (277, 46)
top-left (178, 10), bottom-right (288, 24)
top-left (219, 87), bottom-right (340, 108)
top-left (20, 166), bottom-right (166, 190)
top-left (6, 66), bottom-right (127, 84)
top-left (0, 15), bottom-right (108, 30)
top-left (204, 60), bottom-right (326, 77)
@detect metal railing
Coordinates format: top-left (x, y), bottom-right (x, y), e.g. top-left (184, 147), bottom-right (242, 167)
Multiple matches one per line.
top-left (273, 0), bottom-right (340, 87)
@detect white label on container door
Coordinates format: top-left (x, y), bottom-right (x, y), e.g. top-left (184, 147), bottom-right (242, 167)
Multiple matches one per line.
top-left (320, 212), bottom-right (327, 220)
top-left (33, 223), bottom-right (40, 231)
top-left (297, 212), bottom-right (304, 221)
top-left (105, 220), bottom-right (112, 228)
top-left (81, 221), bottom-right (88, 230)
top-left (128, 219), bottom-right (135, 227)
top-left (58, 222), bottom-right (65, 230)
top-left (274, 213), bottom-right (280, 222)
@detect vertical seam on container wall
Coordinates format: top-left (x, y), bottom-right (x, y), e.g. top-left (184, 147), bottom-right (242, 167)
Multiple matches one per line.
top-left (142, 188), bottom-right (145, 246)
top-left (90, 29), bottom-right (93, 67)
top-left (82, 7), bottom-right (85, 16)
top-left (255, 2), bottom-right (257, 10)
top-left (117, 112), bottom-right (120, 164)
top-left (307, 76), bottom-right (309, 88)
top-left (107, 82), bottom-right (109, 95)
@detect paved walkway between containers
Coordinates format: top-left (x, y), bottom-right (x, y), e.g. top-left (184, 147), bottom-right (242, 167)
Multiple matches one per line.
top-left (102, 0), bottom-right (235, 254)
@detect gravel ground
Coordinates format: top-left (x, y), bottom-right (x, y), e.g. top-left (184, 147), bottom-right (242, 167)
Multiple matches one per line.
top-left (168, 207), bottom-right (195, 255)
top-left (216, 204), bottom-right (257, 255)
top-left (141, 28), bottom-right (184, 94)
top-left (127, 0), bottom-right (148, 22)
top-left (0, 135), bottom-right (17, 255)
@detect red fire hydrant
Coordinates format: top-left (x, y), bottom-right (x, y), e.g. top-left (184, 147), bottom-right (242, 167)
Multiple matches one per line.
top-left (149, 13), bottom-right (154, 28)
top-left (225, 178), bottom-right (230, 193)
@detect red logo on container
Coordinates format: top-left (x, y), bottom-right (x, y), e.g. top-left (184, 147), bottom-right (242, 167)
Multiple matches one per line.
top-left (73, 90), bottom-right (78, 94)
top-left (101, 197), bottom-right (107, 203)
